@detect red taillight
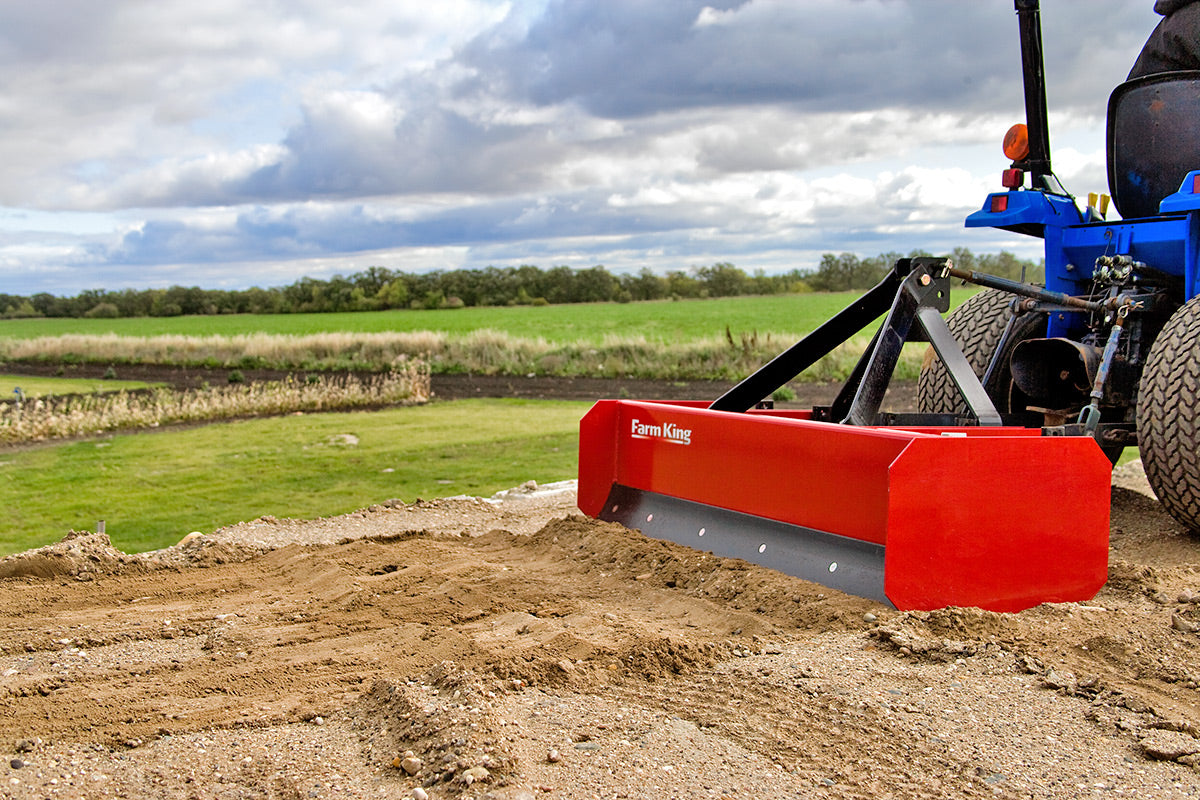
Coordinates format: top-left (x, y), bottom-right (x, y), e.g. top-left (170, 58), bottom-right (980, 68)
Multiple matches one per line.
top-left (990, 195), bottom-right (1009, 213)
top-left (1001, 169), bottom-right (1024, 189)
top-left (1192, 173), bottom-right (1200, 194)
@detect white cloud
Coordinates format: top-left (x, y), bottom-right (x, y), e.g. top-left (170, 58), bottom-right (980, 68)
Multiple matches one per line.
top-left (0, 0), bottom-right (1161, 294)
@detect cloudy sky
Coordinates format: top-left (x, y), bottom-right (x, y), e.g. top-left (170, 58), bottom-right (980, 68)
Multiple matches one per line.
top-left (0, 1), bottom-right (1160, 295)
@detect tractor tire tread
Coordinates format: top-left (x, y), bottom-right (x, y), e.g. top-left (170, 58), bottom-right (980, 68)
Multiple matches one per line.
top-left (1139, 295), bottom-right (1200, 531)
top-left (917, 289), bottom-right (1015, 414)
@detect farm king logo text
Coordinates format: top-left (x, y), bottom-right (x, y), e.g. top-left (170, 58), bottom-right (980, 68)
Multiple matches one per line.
top-left (629, 418), bottom-right (692, 446)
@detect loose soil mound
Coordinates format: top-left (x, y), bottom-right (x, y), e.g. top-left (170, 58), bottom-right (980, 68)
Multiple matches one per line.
top-left (2, 471), bottom-right (1200, 798)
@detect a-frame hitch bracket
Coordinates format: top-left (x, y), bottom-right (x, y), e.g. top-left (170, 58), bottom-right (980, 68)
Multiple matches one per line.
top-left (710, 257), bottom-right (1002, 425)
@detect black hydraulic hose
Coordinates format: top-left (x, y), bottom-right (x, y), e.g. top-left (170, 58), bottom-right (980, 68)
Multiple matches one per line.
top-left (945, 265), bottom-right (1117, 314)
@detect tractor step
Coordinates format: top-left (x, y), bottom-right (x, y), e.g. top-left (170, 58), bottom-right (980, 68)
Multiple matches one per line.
top-left (578, 399), bottom-right (1111, 612)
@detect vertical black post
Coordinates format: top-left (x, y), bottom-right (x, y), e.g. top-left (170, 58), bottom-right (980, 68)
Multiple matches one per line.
top-left (1014, 0), bottom-right (1052, 182)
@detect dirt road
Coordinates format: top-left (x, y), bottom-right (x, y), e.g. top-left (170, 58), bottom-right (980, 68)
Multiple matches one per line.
top-left (2, 467), bottom-right (1200, 799)
top-left (1, 361), bottom-right (862, 406)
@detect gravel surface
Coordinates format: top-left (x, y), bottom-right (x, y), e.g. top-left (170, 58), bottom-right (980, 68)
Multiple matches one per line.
top-left (2, 466), bottom-right (1200, 799)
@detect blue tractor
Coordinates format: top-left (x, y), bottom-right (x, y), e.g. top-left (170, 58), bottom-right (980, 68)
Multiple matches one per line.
top-left (914, 0), bottom-right (1200, 530)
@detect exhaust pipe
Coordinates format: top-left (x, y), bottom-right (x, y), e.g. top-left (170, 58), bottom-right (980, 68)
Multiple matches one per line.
top-left (1010, 338), bottom-right (1100, 409)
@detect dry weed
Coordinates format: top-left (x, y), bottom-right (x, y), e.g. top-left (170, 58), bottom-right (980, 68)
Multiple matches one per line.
top-left (0, 330), bottom-right (924, 381)
top-left (0, 362), bottom-right (430, 444)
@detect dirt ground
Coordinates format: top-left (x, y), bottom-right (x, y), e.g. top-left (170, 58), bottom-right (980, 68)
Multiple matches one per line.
top-left (0, 361), bottom-right (875, 408)
top-left (1, 452), bottom-right (1200, 800)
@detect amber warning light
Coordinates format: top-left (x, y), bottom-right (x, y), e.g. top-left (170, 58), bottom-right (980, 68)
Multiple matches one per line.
top-left (1003, 123), bottom-right (1030, 161)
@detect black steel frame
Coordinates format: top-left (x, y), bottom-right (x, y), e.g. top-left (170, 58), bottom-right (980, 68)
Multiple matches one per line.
top-left (709, 257), bottom-right (1003, 426)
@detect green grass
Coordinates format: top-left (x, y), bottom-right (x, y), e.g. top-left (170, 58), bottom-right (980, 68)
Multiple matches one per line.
top-left (0, 291), bottom-right (981, 383)
top-left (0, 392), bottom-right (1147, 558)
top-left (0, 374), bottom-right (159, 398)
top-left (0, 293), bottom-right (897, 344)
top-left (1116, 448), bottom-right (1141, 467)
top-left (0, 398), bottom-right (586, 556)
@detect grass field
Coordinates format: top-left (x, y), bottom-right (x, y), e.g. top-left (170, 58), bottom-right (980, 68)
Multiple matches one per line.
top-left (0, 291), bottom-right (979, 382)
top-left (3, 289), bottom-right (1120, 560)
top-left (0, 374), bottom-right (159, 398)
top-left (0, 293), bottom-right (904, 344)
top-left (0, 384), bottom-right (1145, 558)
top-left (0, 398), bottom-right (586, 556)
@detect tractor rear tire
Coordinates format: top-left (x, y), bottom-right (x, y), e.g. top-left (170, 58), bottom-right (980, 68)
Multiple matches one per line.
top-left (917, 288), bottom-right (1045, 415)
top-left (1138, 295), bottom-right (1200, 531)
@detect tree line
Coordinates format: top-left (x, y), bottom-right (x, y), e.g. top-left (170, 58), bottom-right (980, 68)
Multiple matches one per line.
top-left (1, 248), bottom-right (1042, 319)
